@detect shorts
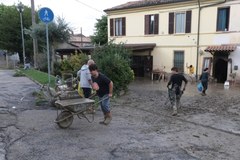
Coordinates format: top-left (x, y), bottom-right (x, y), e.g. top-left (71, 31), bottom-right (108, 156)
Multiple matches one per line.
top-left (99, 94), bottom-right (110, 114)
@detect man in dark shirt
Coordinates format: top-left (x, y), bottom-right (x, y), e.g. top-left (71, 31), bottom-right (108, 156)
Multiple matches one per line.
top-left (167, 67), bottom-right (188, 116)
top-left (89, 64), bottom-right (113, 125)
top-left (199, 67), bottom-right (209, 96)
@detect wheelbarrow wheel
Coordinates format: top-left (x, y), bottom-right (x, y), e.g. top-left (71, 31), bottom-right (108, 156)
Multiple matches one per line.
top-left (56, 111), bottom-right (73, 128)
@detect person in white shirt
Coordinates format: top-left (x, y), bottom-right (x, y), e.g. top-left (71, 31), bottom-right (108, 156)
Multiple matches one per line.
top-left (77, 59), bottom-right (95, 98)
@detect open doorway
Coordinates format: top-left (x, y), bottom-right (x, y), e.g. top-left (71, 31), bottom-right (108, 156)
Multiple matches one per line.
top-left (213, 53), bottom-right (228, 83)
top-left (131, 55), bottom-right (152, 77)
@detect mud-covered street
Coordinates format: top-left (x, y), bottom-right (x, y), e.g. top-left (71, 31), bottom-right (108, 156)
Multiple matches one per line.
top-left (0, 70), bottom-right (240, 160)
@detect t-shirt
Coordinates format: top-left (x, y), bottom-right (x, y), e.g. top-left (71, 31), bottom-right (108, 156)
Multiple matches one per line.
top-left (92, 73), bottom-right (111, 97)
top-left (189, 67), bottom-right (194, 74)
top-left (200, 72), bottom-right (209, 82)
top-left (168, 73), bottom-right (188, 89)
top-left (168, 73), bottom-right (188, 95)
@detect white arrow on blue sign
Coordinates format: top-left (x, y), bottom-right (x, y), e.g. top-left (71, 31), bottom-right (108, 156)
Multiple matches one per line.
top-left (39, 7), bottom-right (54, 23)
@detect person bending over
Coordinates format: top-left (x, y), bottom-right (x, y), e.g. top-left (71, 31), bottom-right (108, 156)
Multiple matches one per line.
top-left (89, 64), bottom-right (113, 125)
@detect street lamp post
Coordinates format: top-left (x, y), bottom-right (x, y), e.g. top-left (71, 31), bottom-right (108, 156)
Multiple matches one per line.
top-left (17, 2), bottom-right (26, 66)
top-left (31, 0), bottom-right (38, 69)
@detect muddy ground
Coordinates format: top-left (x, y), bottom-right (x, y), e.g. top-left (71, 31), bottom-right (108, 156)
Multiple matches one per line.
top-left (0, 70), bottom-right (240, 160)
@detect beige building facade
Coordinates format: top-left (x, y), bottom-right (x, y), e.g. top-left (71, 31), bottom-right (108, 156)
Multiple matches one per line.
top-left (105, 0), bottom-right (240, 83)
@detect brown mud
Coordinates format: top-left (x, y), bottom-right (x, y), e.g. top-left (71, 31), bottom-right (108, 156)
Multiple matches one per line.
top-left (1, 70), bottom-right (240, 160)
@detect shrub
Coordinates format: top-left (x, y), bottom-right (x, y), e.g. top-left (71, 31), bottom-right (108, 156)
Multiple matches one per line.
top-left (68, 54), bottom-right (88, 77)
top-left (56, 53), bottom-right (88, 77)
top-left (36, 53), bottom-right (48, 72)
top-left (13, 70), bottom-right (25, 77)
top-left (61, 59), bottom-right (73, 74)
top-left (92, 42), bottom-right (134, 96)
top-left (53, 61), bottom-right (62, 76)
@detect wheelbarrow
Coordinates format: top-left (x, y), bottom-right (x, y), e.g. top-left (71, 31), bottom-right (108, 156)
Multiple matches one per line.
top-left (54, 98), bottom-right (96, 129)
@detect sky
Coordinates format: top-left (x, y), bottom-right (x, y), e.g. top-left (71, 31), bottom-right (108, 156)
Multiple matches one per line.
top-left (1, 0), bottom-right (132, 36)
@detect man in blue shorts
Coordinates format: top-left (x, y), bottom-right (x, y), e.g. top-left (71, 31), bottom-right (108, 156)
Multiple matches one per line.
top-left (89, 64), bottom-right (113, 125)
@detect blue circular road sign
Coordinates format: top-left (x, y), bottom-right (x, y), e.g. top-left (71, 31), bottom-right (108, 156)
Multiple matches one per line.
top-left (39, 7), bottom-right (54, 23)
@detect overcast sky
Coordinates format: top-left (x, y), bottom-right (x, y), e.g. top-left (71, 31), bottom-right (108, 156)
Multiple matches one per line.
top-left (1, 0), bottom-right (133, 36)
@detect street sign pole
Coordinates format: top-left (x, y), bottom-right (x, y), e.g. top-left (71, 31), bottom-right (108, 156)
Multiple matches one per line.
top-left (39, 7), bottom-right (54, 87)
top-left (46, 24), bottom-right (50, 85)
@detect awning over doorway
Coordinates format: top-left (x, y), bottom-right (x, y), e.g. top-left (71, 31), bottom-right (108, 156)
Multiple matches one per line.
top-left (204, 45), bottom-right (236, 52)
top-left (124, 43), bottom-right (156, 51)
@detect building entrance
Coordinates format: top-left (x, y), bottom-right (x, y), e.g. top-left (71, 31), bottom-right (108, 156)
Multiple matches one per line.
top-left (131, 55), bottom-right (152, 77)
top-left (213, 53), bottom-right (228, 83)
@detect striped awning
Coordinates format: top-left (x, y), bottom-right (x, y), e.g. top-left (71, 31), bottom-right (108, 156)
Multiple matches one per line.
top-left (205, 45), bottom-right (236, 52)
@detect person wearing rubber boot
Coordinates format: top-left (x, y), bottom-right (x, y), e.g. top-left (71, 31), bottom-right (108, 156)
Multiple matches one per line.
top-left (89, 64), bottom-right (113, 125)
top-left (167, 67), bottom-right (188, 116)
top-left (199, 68), bottom-right (209, 96)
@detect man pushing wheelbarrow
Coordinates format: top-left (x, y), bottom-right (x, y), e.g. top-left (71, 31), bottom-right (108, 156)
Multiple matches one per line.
top-left (89, 64), bottom-right (114, 125)
top-left (167, 67), bottom-right (188, 116)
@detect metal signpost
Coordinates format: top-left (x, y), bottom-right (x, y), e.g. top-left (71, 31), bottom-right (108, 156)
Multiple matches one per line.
top-left (39, 7), bottom-right (54, 86)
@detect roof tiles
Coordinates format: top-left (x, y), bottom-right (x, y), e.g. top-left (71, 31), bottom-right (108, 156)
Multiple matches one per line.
top-left (205, 45), bottom-right (237, 52)
top-left (104, 0), bottom-right (193, 12)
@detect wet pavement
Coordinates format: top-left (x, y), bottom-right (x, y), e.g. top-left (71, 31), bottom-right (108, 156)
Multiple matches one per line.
top-left (0, 70), bottom-right (240, 160)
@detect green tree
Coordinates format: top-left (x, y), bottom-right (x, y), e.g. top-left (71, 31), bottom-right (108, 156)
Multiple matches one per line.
top-left (92, 42), bottom-right (134, 96)
top-left (68, 53), bottom-right (88, 75)
top-left (26, 17), bottom-right (72, 51)
top-left (0, 4), bottom-right (33, 61)
top-left (26, 17), bottom-right (73, 72)
top-left (91, 15), bottom-right (107, 45)
top-left (59, 53), bottom-right (88, 76)
top-left (53, 53), bottom-right (88, 77)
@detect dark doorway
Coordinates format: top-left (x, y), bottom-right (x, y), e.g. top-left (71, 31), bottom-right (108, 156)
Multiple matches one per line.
top-left (213, 52), bottom-right (228, 83)
top-left (131, 56), bottom-right (152, 77)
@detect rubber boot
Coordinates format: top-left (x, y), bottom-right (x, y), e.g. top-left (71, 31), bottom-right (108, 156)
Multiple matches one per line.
top-left (104, 112), bottom-right (112, 125)
top-left (99, 114), bottom-right (107, 124)
top-left (172, 105), bottom-right (177, 116)
top-left (201, 90), bottom-right (206, 96)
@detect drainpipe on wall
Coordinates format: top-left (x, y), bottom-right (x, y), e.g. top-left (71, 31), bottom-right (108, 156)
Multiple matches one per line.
top-left (196, 0), bottom-right (201, 80)
top-left (196, 0), bottom-right (227, 80)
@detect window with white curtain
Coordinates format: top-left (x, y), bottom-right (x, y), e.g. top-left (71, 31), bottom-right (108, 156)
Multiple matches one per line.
top-left (169, 11), bottom-right (191, 34)
top-left (175, 12), bottom-right (186, 33)
top-left (110, 17), bottom-right (125, 36)
top-left (115, 18), bottom-right (123, 36)
top-left (145, 14), bottom-right (159, 35)
top-left (149, 15), bottom-right (155, 34)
